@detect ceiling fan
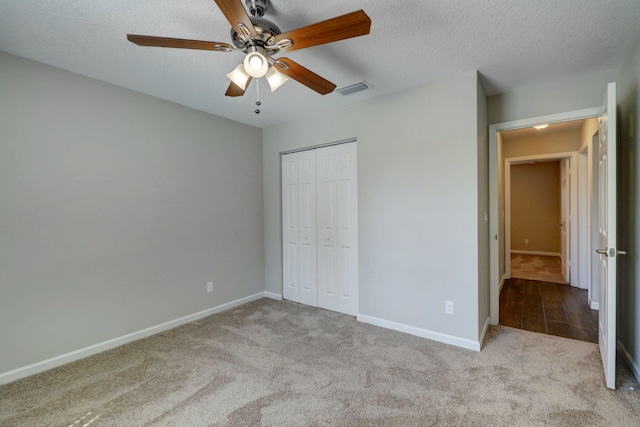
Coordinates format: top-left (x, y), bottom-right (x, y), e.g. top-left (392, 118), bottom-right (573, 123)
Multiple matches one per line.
top-left (127, 0), bottom-right (371, 104)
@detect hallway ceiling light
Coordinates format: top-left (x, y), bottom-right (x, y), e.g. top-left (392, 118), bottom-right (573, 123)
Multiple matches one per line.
top-left (534, 124), bottom-right (549, 130)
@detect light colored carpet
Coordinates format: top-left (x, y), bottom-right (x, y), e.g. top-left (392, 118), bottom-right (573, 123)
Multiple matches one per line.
top-left (1, 299), bottom-right (639, 426)
top-left (511, 253), bottom-right (567, 284)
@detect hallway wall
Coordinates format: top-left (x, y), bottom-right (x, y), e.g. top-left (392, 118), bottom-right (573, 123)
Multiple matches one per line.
top-left (510, 162), bottom-right (561, 254)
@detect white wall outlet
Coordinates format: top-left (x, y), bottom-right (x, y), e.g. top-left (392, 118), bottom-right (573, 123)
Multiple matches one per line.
top-left (445, 300), bottom-right (454, 315)
top-left (525, 239), bottom-right (529, 245)
top-left (206, 281), bottom-right (213, 293)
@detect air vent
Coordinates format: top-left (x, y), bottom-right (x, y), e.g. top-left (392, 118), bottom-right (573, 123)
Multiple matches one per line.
top-left (336, 81), bottom-right (372, 96)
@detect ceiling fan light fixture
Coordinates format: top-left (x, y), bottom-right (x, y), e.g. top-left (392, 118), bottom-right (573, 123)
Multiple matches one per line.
top-left (243, 48), bottom-right (269, 78)
top-left (266, 66), bottom-right (288, 92)
top-left (226, 64), bottom-right (251, 90)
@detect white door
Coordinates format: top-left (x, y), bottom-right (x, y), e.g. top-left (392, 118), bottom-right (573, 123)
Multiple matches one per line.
top-left (597, 82), bottom-right (618, 390)
top-left (281, 142), bottom-right (359, 315)
top-left (281, 151), bottom-right (318, 306)
top-left (560, 159), bottom-right (569, 282)
top-left (316, 143), bottom-right (359, 316)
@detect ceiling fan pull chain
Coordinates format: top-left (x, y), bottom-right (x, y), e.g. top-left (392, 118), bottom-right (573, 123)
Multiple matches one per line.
top-left (255, 79), bottom-right (261, 114)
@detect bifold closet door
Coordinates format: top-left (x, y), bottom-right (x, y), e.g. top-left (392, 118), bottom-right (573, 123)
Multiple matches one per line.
top-left (281, 142), bottom-right (358, 316)
top-left (316, 143), bottom-right (358, 316)
top-left (281, 150), bottom-right (318, 307)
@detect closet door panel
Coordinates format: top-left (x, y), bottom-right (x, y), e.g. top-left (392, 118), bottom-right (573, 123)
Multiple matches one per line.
top-left (282, 154), bottom-right (300, 302)
top-left (317, 148), bottom-right (339, 311)
top-left (297, 151), bottom-right (318, 306)
top-left (335, 144), bottom-right (358, 316)
top-left (317, 143), bottom-right (358, 315)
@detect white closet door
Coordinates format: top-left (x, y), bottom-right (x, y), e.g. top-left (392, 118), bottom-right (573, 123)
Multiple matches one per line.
top-left (281, 151), bottom-right (317, 306)
top-left (317, 143), bottom-right (358, 316)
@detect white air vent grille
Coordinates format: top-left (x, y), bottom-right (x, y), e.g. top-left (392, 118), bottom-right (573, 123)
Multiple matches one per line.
top-left (336, 81), bottom-right (372, 96)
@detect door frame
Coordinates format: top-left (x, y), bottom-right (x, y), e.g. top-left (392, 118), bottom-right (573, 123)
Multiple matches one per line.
top-left (489, 107), bottom-right (601, 324)
top-left (504, 152), bottom-right (578, 284)
top-left (577, 145), bottom-right (592, 292)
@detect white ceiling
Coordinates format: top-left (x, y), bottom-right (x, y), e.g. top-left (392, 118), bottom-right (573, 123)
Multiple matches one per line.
top-left (1, 0), bottom-right (639, 129)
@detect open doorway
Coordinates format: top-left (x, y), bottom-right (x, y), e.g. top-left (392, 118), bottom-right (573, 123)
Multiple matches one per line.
top-left (508, 159), bottom-right (566, 284)
top-left (497, 121), bottom-right (598, 342)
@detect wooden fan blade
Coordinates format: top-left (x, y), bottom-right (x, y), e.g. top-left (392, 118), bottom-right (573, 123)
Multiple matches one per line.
top-left (225, 79), bottom-right (252, 97)
top-left (127, 34), bottom-right (233, 51)
top-left (277, 58), bottom-right (336, 95)
top-left (214, 0), bottom-right (256, 37)
top-left (275, 10), bottom-right (371, 53)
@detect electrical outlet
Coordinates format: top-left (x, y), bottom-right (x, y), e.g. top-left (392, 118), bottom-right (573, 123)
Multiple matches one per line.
top-left (445, 300), bottom-right (454, 315)
top-left (207, 281), bottom-right (213, 293)
top-left (525, 239), bottom-right (529, 245)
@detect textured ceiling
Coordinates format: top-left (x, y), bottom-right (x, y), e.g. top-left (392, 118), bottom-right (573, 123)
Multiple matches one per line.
top-left (1, 0), bottom-right (639, 129)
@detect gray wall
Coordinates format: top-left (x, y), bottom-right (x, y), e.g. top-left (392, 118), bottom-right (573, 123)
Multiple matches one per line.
top-left (0, 52), bottom-right (264, 374)
top-left (618, 38), bottom-right (640, 379)
top-left (477, 76), bottom-right (490, 338)
top-left (488, 68), bottom-right (620, 125)
top-left (263, 70), bottom-right (485, 343)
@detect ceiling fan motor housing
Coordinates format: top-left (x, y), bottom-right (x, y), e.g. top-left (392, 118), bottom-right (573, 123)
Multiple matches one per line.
top-left (230, 17), bottom-right (281, 49)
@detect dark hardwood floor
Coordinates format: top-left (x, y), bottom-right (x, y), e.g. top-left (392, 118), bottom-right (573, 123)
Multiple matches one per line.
top-left (499, 278), bottom-right (599, 343)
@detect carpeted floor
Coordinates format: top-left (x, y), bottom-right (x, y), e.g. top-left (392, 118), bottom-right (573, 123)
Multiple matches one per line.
top-left (511, 253), bottom-right (567, 284)
top-left (1, 299), bottom-right (639, 426)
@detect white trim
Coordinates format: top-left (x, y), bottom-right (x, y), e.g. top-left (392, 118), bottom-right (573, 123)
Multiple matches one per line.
top-left (490, 107), bottom-right (601, 325)
top-left (577, 149), bottom-right (591, 291)
top-left (264, 292), bottom-right (283, 300)
top-left (589, 299), bottom-right (600, 310)
top-left (618, 341), bottom-right (640, 383)
top-left (511, 250), bottom-right (561, 257)
top-left (504, 157), bottom-right (512, 277)
top-left (0, 292), bottom-right (267, 385)
top-left (357, 314), bottom-right (481, 351)
top-left (280, 137), bottom-right (357, 155)
top-left (498, 274), bottom-right (506, 297)
top-left (479, 317), bottom-right (491, 349)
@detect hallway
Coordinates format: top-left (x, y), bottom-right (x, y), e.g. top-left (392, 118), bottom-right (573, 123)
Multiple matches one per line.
top-left (499, 278), bottom-right (599, 343)
top-left (510, 253), bottom-right (567, 284)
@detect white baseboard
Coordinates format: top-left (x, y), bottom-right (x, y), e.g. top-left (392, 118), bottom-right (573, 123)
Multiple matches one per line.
top-left (479, 317), bottom-right (491, 350)
top-left (511, 250), bottom-right (561, 257)
top-left (264, 292), bottom-right (283, 300)
top-left (357, 314), bottom-right (481, 351)
top-left (0, 292), bottom-right (268, 386)
top-left (618, 341), bottom-right (640, 384)
top-left (589, 299), bottom-right (599, 310)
